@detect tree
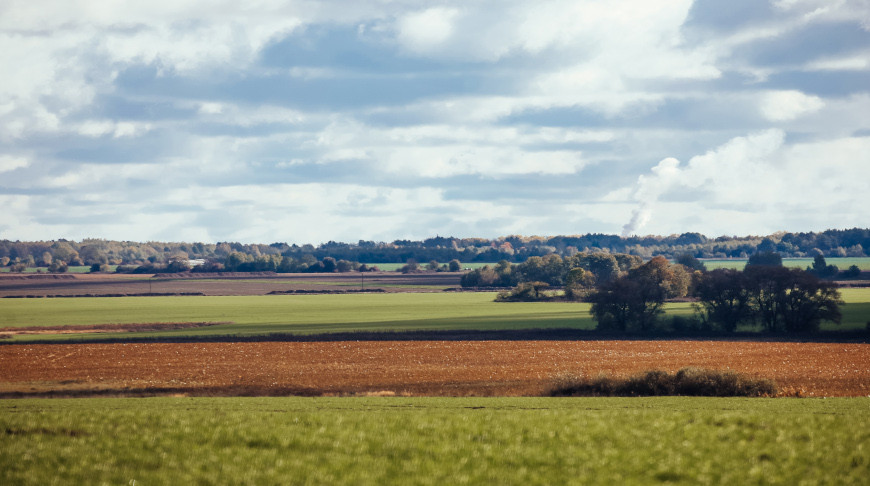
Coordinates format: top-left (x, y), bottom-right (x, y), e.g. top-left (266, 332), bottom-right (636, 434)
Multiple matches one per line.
top-left (495, 282), bottom-right (551, 302)
top-left (589, 276), bottom-right (664, 332)
top-left (843, 265), bottom-right (861, 279)
top-left (746, 251), bottom-right (782, 268)
top-left (693, 269), bottom-right (751, 332)
top-left (48, 260), bottom-right (68, 273)
top-left (166, 257), bottom-right (191, 273)
top-left (427, 260), bottom-right (440, 271)
top-left (807, 254), bottom-right (838, 278)
top-left (448, 259), bottom-right (461, 272)
top-left (515, 255), bottom-right (566, 286)
top-left (564, 267), bottom-right (595, 301)
top-left (588, 256), bottom-right (694, 332)
top-left (460, 265), bottom-right (499, 287)
top-left (777, 271), bottom-right (842, 332)
top-left (400, 259), bottom-right (420, 274)
top-left (676, 253), bottom-right (706, 272)
top-left (89, 263), bottom-right (110, 273)
top-left (79, 245), bottom-right (109, 266)
top-left (743, 266), bottom-right (842, 332)
top-left (321, 257), bottom-right (337, 273)
top-left (336, 259), bottom-right (356, 273)
top-left (225, 252), bottom-right (251, 271)
top-left (573, 253), bottom-right (620, 285)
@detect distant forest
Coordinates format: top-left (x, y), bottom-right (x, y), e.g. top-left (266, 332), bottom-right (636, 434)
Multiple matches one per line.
top-left (2, 229), bottom-right (869, 269)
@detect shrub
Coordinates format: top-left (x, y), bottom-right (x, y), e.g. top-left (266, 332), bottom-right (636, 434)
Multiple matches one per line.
top-left (669, 315), bottom-right (711, 333)
top-left (495, 282), bottom-right (552, 302)
top-left (549, 368), bottom-right (776, 397)
top-left (47, 260), bottom-right (68, 273)
top-left (842, 265), bottom-right (861, 279)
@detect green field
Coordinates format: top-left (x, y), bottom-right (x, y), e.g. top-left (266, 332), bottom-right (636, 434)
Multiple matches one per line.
top-left (0, 293), bottom-right (592, 341)
top-left (703, 257), bottom-right (870, 271)
top-left (1, 396), bottom-right (867, 485)
top-left (2, 289), bottom-right (869, 342)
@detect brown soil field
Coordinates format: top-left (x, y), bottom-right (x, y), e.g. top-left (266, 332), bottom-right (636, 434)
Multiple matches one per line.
top-left (0, 272), bottom-right (463, 297)
top-left (1, 340), bottom-right (867, 398)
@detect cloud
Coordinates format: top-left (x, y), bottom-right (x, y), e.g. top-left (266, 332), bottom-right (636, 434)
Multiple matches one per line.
top-left (397, 8), bottom-right (458, 54)
top-left (0, 155), bottom-right (29, 173)
top-left (1, 1), bottom-right (869, 242)
top-left (621, 129), bottom-right (870, 236)
top-left (760, 90), bottom-right (825, 121)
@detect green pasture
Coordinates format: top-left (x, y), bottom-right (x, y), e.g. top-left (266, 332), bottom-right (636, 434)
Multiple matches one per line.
top-left (0, 293), bottom-right (593, 341)
top-left (2, 289), bottom-right (869, 342)
top-left (702, 257), bottom-right (870, 271)
top-left (1, 396), bottom-right (867, 485)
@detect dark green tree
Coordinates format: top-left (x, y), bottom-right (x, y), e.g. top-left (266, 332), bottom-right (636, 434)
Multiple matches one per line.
top-left (693, 269), bottom-right (751, 332)
top-left (746, 251), bottom-right (782, 268)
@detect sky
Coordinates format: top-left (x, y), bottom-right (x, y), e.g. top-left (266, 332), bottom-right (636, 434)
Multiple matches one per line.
top-left (1, 0), bottom-right (869, 244)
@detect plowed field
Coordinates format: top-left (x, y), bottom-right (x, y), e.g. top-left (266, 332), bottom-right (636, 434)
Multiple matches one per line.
top-left (2, 340), bottom-right (867, 397)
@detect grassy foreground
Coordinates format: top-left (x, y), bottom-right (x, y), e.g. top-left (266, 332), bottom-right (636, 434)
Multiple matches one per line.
top-left (3, 289), bottom-right (869, 341)
top-left (1, 397), bottom-right (867, 485)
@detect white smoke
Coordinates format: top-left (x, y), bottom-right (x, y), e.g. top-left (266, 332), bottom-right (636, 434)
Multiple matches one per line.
top-left (621, 157), bottom-right (682, 236)
top-left (621, 130), bottom-right (786, 236)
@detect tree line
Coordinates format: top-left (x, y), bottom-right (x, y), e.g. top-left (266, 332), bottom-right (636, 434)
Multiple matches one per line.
top-left (2, 228), bottom-right (868, 270)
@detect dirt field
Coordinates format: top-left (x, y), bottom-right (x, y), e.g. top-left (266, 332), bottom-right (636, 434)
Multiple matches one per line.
top-left (1, 340), bottom-right (867, 397)
top-left (0, 272), bottom-right (463, 297)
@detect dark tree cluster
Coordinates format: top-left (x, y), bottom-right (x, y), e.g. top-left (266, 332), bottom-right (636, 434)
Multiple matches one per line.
top-left (588, 257), bottom-right (694, 332)
top-left (589, 255), bottom-right (844, 334)
top-left (694, 266), bottom-right (843, 333)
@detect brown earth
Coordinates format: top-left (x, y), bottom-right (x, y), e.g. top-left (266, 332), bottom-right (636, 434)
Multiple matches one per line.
top-left (1, 340), bottom-right (867, 398)
top-left (0, 272), bottom-right (463, 297)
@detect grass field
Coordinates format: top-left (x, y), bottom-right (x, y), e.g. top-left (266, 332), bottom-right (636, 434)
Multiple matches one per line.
top-left (2, 289), bottom-right (869, 342)
top-left (703, 257), bottom-right (870, 271)
top-left (1, 396), bottom-right (867, 485)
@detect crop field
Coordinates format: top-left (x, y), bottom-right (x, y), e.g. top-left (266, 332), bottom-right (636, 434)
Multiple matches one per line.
top-left (0, 293), bottom-right (594, 341)
top-left (2, 339), bottom-right (868, 397)
top-left (2, 396), bottom-right (868, 485)
top-left (2, 289), bottom-right (870, 342)
top-left (703, 257), bottom-right (870, 271)
top-left (1, 277), bottom-right (869, 484)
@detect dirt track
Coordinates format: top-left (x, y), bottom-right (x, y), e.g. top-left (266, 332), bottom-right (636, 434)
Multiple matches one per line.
top-left (1, 340), bottom-right (867, 397)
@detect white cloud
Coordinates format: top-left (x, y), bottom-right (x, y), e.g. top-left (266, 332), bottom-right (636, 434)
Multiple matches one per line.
top-left (760, 90), bottom-right (825, 121)
top-left (0, 155), bottom-right (29, 173)
top-left (75, 120), bottom-right (152, 138)
top-left (621, 130), bottom-right (870, 236)
top-left (2, 1), bottom-right (869, 242)
top-left (804, 54), bottom-right (870, 71)
top-left (397, 7), bottom-right (458, 54)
